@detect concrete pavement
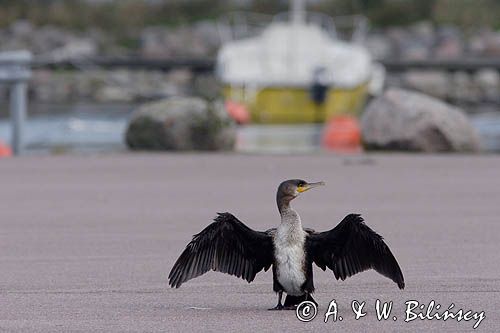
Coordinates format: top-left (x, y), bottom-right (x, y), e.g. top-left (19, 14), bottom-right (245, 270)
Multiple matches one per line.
top-left (0, 153), bottom-right (499, 332)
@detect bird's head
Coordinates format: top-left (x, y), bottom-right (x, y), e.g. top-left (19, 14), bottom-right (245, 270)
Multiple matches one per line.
top-left (276, 179), bottom-right (325, 210)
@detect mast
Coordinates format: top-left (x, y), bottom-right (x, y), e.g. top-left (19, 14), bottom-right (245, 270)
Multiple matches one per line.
top-left (291, 0), bottom-right (306, 26)
top-left (288, 0), bottom-right (306, 78)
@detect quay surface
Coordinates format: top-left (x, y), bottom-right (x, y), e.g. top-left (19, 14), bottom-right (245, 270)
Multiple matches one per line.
top-left (0, 153), bottom-right (498, 332)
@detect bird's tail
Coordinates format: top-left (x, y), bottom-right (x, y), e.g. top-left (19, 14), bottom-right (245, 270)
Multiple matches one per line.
top-left (284, 294), bottom-right (317, 308)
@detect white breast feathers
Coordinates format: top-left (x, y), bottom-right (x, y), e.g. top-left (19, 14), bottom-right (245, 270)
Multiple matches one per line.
top-left (273, 211), bottom-right (307, 296)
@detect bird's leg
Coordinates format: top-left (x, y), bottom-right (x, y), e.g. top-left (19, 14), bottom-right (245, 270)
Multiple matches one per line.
top-left (305, 293), bottom-right (318, 306)
top-left (268, 291), bottom-right (284, 310)
top-left (282, 293), bottom-right (315, 310)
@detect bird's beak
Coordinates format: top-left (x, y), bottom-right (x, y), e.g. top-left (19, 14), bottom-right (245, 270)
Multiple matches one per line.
top-left (297, 181), bottom-right (326, 193)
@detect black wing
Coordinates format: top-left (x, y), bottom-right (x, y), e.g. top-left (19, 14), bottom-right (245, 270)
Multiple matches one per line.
top-left (168, 212), bottom-right (274, 288)
top-left (306, 214), bottom-right (405, 289)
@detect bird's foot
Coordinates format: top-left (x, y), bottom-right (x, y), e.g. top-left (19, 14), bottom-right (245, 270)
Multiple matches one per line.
top-left (268, 304), bottom-right (284, 311)
top-left (283, 305), bottom-right (298, 311)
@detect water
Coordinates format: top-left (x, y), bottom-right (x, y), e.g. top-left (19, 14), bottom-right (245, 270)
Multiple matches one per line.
top-left (470, 113), bottom-right (500, 152)
top-left (236, 124), bottom-right (323, 153)
top-left (0, 103), bottom-right (133, 154)
top-left (0, 103), bottom-right (499, 154)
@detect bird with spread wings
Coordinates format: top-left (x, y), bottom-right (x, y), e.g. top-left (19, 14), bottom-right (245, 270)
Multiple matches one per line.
top-left (169, 179), bottom-right (404, 310)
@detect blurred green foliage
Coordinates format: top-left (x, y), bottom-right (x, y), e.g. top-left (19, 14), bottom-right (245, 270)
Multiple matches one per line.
top-left (0, 0), bottom-right (497, 31)
top-left (309, 0), bottom-right (434, 26)
top-left (433, 0), bottom-right (500, 30)
top-left (0, 0), bottom-right (229, 31)
top-left (313, 0), bottom-right (499, 28)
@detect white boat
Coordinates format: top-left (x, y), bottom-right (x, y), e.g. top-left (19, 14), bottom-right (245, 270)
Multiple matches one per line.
top-left (216, 0), bottom-right (383, 124)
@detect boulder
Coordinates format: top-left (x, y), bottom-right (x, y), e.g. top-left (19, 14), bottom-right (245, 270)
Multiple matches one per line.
top-left (474, 69), bottom-right (500, 101)
top-left (125, 97), bottom-right (235, 151)
top-left (450, 71), bottom-right (480, 103)
top-left (361, 88), bottom-right (480, 152)
top-left (434, 26), bottom-right (464, 59)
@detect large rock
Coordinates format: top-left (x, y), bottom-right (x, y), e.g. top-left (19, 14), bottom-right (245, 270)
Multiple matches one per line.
top-left (361, 88), bottom-right (480, 152)
top-left (474, 69), bottom-right (500, 101)
top-left (125, 97), bottom-right (235, 151)
top-left (139, 22), bottom-right (219, 59)
top-left (450, 71), bottom-right (480, 103)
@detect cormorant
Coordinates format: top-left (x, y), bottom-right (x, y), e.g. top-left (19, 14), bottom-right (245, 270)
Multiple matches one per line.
top-left (169, 179), bottom-right (404, 310)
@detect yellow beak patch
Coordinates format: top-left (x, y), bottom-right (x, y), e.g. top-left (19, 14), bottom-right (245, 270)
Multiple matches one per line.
top-left (297, 185), bottom-right (309, 193)
top-left (297, 181), bottom-right (325, 193)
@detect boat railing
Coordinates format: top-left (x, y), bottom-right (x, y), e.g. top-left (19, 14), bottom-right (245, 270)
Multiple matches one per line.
top-left (273, 11), bottom-right (338, 39)
top-left (217, 11), bottom-right (274, 43)
top-left (218, 11), bottom-right (369, 44)
top-left (332, 14), bottom-right (369, 44)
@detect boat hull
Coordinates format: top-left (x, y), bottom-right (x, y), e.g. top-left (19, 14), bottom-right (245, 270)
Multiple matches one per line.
top-left (223, 83), bottom-right (369, 124)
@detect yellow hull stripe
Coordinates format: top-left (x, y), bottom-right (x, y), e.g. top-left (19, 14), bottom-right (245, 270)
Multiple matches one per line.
top-left (223, 83), bottom-right (369, 124)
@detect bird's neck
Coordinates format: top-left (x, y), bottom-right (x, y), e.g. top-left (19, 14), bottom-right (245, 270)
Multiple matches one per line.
top-left (279, 205), bottom-right (302, 228)
top-left (277, 193), bottom-right (293, 214)
top-left (277, 193), bottom-right (302, 227)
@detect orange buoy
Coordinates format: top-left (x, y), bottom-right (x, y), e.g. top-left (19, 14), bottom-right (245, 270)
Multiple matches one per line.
top-left (225, 100), bottom-right (250, 124)
top-left (322, 115), bottom-right (362, 153)
top-left (0, 141), bottom-right (12, 157)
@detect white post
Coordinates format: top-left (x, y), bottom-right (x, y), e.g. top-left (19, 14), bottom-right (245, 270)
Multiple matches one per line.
top-left (0, 50), bottom-right (32, 156)
top-left (10, 81), bottom-right (27, 155)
